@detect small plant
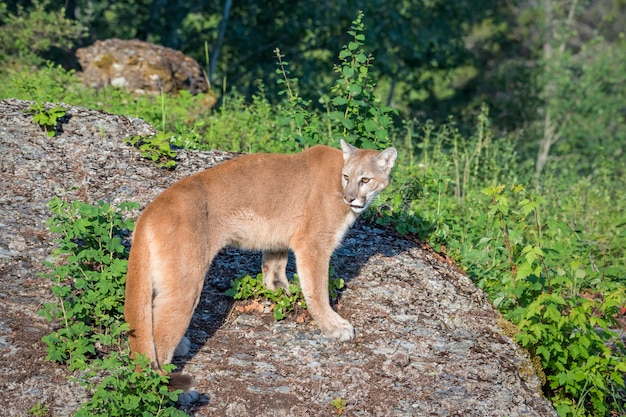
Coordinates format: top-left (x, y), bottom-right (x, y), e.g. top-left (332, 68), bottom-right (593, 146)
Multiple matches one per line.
top-left (226, 273), bottom-right (305, 320)
top-left (225, 269), bottom-right (345, 321)
top-left (28, 402), bottom-right (49, 416)
top-left (330, 397), bottom-right (347, 415)
top-left (273, 11), bottom-right (395, 153)
top-left (126, 132), bottom-right (177, 169)
top-left (322, 10), bottom-right (395, 150)
top-left (39, 197), bottom-right (137, 370)
top-left (26, 101), bottom-right (67, 137)
top-left (75, 353), bottom-right (186, 417)
top-left (274, 48), bottom-right (321, 151)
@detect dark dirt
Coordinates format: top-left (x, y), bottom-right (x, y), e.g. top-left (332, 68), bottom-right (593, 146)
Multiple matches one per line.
top-left (0, 98), bottom-right (557, 417)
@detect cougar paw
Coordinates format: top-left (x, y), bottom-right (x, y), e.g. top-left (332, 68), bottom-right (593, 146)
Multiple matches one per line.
top-left (262, 272), bottom-right (290, 295)
top-left (321, 317), bottom-right (355, 342)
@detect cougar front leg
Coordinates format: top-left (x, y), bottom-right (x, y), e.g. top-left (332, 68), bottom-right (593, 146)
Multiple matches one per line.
top-left (293, 246), bottom-right (355, 341)
top-left (262, 249), bottom-right (290, 294)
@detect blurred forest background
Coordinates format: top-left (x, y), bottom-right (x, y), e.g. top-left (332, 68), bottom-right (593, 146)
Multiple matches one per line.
top-left (1, 0), bottom-right (625, 175)
top-left (1, 1), bottom-right (625, 416)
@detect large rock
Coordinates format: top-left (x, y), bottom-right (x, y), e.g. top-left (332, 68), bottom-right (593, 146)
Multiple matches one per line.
top-left (76, 38), bottom-right (211, 97)
top-left (0, 99), bottom-right (557, 416)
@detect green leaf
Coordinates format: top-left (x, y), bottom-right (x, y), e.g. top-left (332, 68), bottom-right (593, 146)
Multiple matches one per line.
top-left (363, 119), bottom-right (378, 132)
top-left (516, 262), bottom-right (534, 281)
top-left (332, 96), bottom-right (348, 106)
top-left (355, 53), bottom-right (367, 63)
top-left (543, 304), bottom-right (562, 322)
top-left (347, 84), bottom-right (362, 96)
top-left (273, 305), bottom-right (285, 320)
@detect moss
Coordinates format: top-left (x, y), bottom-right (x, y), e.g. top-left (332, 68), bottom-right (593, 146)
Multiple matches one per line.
top-left (145, 64), bottom-right (172, 82)
top-left (496, 315), bottom-right (547, 390)
top-left (94, 54), bottom-right (116, 70)
top-left (174, 71), bottom-right (188, 82)
top-left (531, 354), bottom-right (547, 386)
top-left (126, 56), bottom-right (139, 66)
top-left (497, 315), bottom-right (520, 338)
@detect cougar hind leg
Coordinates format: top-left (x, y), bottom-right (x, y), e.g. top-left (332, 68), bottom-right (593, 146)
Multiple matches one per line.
top-left (151, 241), bottom-right (216, 370)
top-left (150, 241), bottom-right (216, 405)
top-left (151, 278), bottom-right (202, 370)
top-left (262, 249), bottom-right (290, 294)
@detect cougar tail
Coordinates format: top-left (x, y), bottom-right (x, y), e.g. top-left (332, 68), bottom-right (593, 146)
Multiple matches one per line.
top-left (169, 372), bottom-right (194, 391)
top-left (124, 218), bottom-right (196, 396)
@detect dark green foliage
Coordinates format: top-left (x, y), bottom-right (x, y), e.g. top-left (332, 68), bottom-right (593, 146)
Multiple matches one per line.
top-left (0, 1), bottom-right (86, 71)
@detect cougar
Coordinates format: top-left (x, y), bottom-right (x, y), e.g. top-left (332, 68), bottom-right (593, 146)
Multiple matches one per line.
top-left (124, 139), bottom-right (397, 399)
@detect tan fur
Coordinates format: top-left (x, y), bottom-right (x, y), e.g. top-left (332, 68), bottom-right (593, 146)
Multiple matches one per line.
top-left (124, 140), bottom-right (397, 383)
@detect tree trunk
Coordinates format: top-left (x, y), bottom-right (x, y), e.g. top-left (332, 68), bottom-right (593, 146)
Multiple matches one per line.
top-left (535, 0), bottom-right (577, 177)
top-left (210, 0), bottom-right (233, 85)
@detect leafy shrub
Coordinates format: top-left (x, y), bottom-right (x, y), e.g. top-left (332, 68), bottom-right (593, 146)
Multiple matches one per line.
top-left (126, 133), bottom-right (177, 169)
top-left (321, 11), bottom-right (395, 150)
top-left (0, 62), bottom-right (81, 103)
top-left (199, 89), bottom-right (296, 153)
top-left (479, 184), bottom-right (626, 416)
top-left (197, 11), bottom-right (397, 155)
top-left (39, 197), bottom-right (136, 370)
top-left (225, 269), bottom-right (345, 321)
top-left (75, 353), bottom-right (185, 417)
top-left (273, 11), bottom-right (395, 153)
top-left (40, 197), bottom-right (184, 415)
top-left (25, 101), bottom-right (67, 137)
top-left (373, 107), bottom-right (626, 416)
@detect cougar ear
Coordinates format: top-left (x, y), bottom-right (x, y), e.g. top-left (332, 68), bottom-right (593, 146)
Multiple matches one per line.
top-left (340, 139), bottom-right (357, 162)
top-left (376, 147), bottom-right (398, 173)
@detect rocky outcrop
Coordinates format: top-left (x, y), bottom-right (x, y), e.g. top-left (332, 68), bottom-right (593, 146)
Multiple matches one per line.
top-left (0, 98), bottom-right (557, 416)
top-left (76, 38), bottom-right (212, 98)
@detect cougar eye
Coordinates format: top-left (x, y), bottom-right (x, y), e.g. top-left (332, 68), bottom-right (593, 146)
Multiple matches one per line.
top-left (360, 177), bottom-right (370, 184)
top-left (343, 174), bottom-right (349, 181)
